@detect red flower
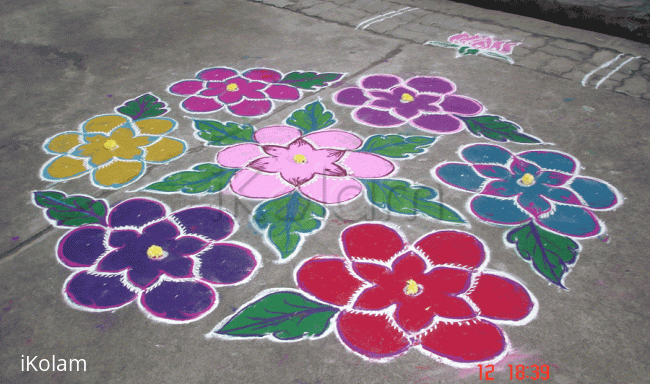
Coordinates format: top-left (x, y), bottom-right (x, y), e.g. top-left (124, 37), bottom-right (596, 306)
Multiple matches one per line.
top-left (295, 223), bottom-right (537, 365)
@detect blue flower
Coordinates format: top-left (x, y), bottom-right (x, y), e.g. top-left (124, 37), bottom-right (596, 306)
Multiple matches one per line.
top-left (434, 144), bottom-right (621, 237)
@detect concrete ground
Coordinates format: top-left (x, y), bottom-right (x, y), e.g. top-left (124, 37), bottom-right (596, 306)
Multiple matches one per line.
top-left (1, 0), bottom-right (649, 383)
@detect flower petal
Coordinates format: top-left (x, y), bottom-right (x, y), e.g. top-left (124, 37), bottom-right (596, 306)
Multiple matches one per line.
top-left (65, 271), bottom-right (137, 310)
top-left (420, 319), bottom-right (506, 363)
top-left (263, 84), bottom-right (300, 100)
top-left (92, 160), bottom-right (144, 188)
top-left (299, 175), bottom-right (362, 204)
top-left (44, 132), bottom-right (82, 154)
top-left (473, 164), bottom-right (511, 180)
top-left (230, 169), bottom-right (294, 199)
top-left (352, 262), bottom-right (392, 284)
top-left (517, 193), bottom-right (552, 217)
top-left (481, 180), bottom-right (520, 198)
top-left (338, 152), bottom-right (395, 178)
top-left (518, 150), bottom-right (576, 173)
top-left (341, 223), bottom-right (404, 262)
top-left (536, 204), bottom-right (600, 237)
top-left (143, 137), bottom-right (186, 163)
top-left (181, 96), bottom-right (223, 113)
top-left (354, 107), bottom-right (404, 127)
top-left (360, 74), bottom-right (402, 90)
top-left (334, 87), bottom-right (370, 106)
top-left (296, 256), bottom-right (364, 306)
top-left (568, 177), bottom-right (619, 209)
top-left (411, 113), bottom-right (464, 134)
top-left (470, 195), bottom-right (531, 225)
top-left (58, 226), bottom-right (107, 267)
top-left (303, 130), bottom-right (363, 150)
top-left (415, 231), bottom-right (485, 270)
top-left (141, 280), bottom-right (216, 322)
top-left (197, 243), bottom-right (257, 284)
top-left (242, 68), bottom-right (283, 83)
top-left (353, 285), bottom-right (392, 311)
top-left (109, 198), bottom-right (167, 228)
top-left (253, 125), bottom-right (302, 146)
top-left (198, 67), bottom-right (238, 81)
top-left (537, 171), bottom-right (572, 187)
top-left (468, 273), bottom-right (535, 322)
top-left (337, 311), bottom-right (411, 359)
top-left (82, 115), bottom-right (128, 133)
top-left (172, 206), bottom-right (234, 241)
top-left (406, 76), bottom-right (455, 94)
top-left (134, 118), bottom-right (176, 135)
top-left (462, 144), bottom-right (512, 165)
top-left (435, 163), bottom-right (485, 192)
top-left (439, 95), bottom-right (483, 115)
top-left (216, 143), bottom-right (265, 168)
top-left (169, 80), bottom-right (204, 95)
top-left (42, 155), bottom-right (88, 180)
top-left (228, 100), bottom-right (272, 116)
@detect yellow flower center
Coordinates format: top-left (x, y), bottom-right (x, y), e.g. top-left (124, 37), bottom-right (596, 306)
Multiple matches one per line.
top-left (520, 173), bottom-right (535, 186)
top-left (226, 83), bottom-right (239, 92)
top-left (103, 139), bottom-right (119, 150)
top-left (293, 154), bottom-right (307, 164)
top-left (147, 245), bottom-right (165, 259)
top-left (400, 93), bottom-right (414, 103)
top-left (404, 279), bottom-right (420, 295)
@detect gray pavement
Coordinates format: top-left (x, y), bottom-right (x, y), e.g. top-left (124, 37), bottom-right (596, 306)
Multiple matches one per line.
top-left (1, 0), bottom-right (649, 383)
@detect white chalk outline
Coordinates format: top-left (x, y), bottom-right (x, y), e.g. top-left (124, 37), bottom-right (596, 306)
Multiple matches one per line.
top-left (581, 53), bottom-right (639, 88)
top-left (356, 7), bottom-right (416, 30)
top-left (595, 55), bottom-right (640, 89)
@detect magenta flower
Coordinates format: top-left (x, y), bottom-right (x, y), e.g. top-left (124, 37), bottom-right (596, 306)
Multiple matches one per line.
top-left (215, 125), bottom-right (395, 204)
top-left (168, 67), bottom-right (300, 117)
top-left (449, 32), bottom-right (520, 55)
top-left (333, 74), bottom-right (483, 134)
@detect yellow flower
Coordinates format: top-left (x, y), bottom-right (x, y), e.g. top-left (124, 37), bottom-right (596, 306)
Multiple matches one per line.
top-left (42, 114), bottom-right (186, 189)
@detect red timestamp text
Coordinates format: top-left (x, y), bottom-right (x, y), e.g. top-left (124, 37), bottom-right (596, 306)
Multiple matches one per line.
top-left (478, 364), bottom-right (550, 380)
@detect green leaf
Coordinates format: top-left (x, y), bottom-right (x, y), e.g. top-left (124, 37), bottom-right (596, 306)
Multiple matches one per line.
top-left (285, 101), bottom-right (336, 134)
top-left (458, 46), bottom-right (480, 55)
top-left (506, 221), bottom-right (579, 288)
top-left (193, 120), bottom-right (255, 146)
top-left (278, 71), bottom-right (343, 90)
top-left (32, 190), bottom-right (107, 227)
top-left (424, 41), bottom-right (460, 49)
top-left (253, 192), bottom-right (326, 259)
top-left (116, 93), bottom-right (168, 120)
top-left (145, 164), bottom-right (236, 194)
top-left (456, 114), bottom-right (541, 144)
top-left (360, 179), bottom-right (465, 223)
top-left (358, 135), bottom-right (436, 158)
top-left (215, 291), bottom-right (338, 340)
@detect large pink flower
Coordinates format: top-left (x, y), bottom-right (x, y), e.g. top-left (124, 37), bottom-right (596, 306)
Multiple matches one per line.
top-left (168, 67), bottom-right (300, 117)
top-left (295, 223), bottom-right (537, 365)
top-left (216, 126), bottom-right (395, 204)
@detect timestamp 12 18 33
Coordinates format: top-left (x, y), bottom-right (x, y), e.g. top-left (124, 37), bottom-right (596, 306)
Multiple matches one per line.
top-left (478, 364), bottom-right (550, 380)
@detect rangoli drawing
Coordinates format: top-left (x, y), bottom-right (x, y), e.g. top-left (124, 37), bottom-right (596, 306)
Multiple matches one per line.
top-left (40, 94), bottom-right (186, 189)
top-left (425, 32), bottom-right (522, 64)
top-left (168, 66), bottom-right (344, 117)
top-left (332, 74), bottom-right (540, 143)
top-left (433, 143), bottom-right (623, 288)
top-left (210, 223), bottom-right (538, 367)
top-left (32, 191), bottom-right (260, 324)
top-left (145, 100), bottom-right (464, 261)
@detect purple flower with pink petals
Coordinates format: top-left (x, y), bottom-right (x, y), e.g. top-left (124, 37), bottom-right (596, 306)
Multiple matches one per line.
top-left (215, 125), bottom-right (395, 204)
top-left (168, 67), bottom-right (301, 117)
top-left (57, 198), bottom-right (260, 323)
top-left (333, 74), bottom-right (483, 134)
